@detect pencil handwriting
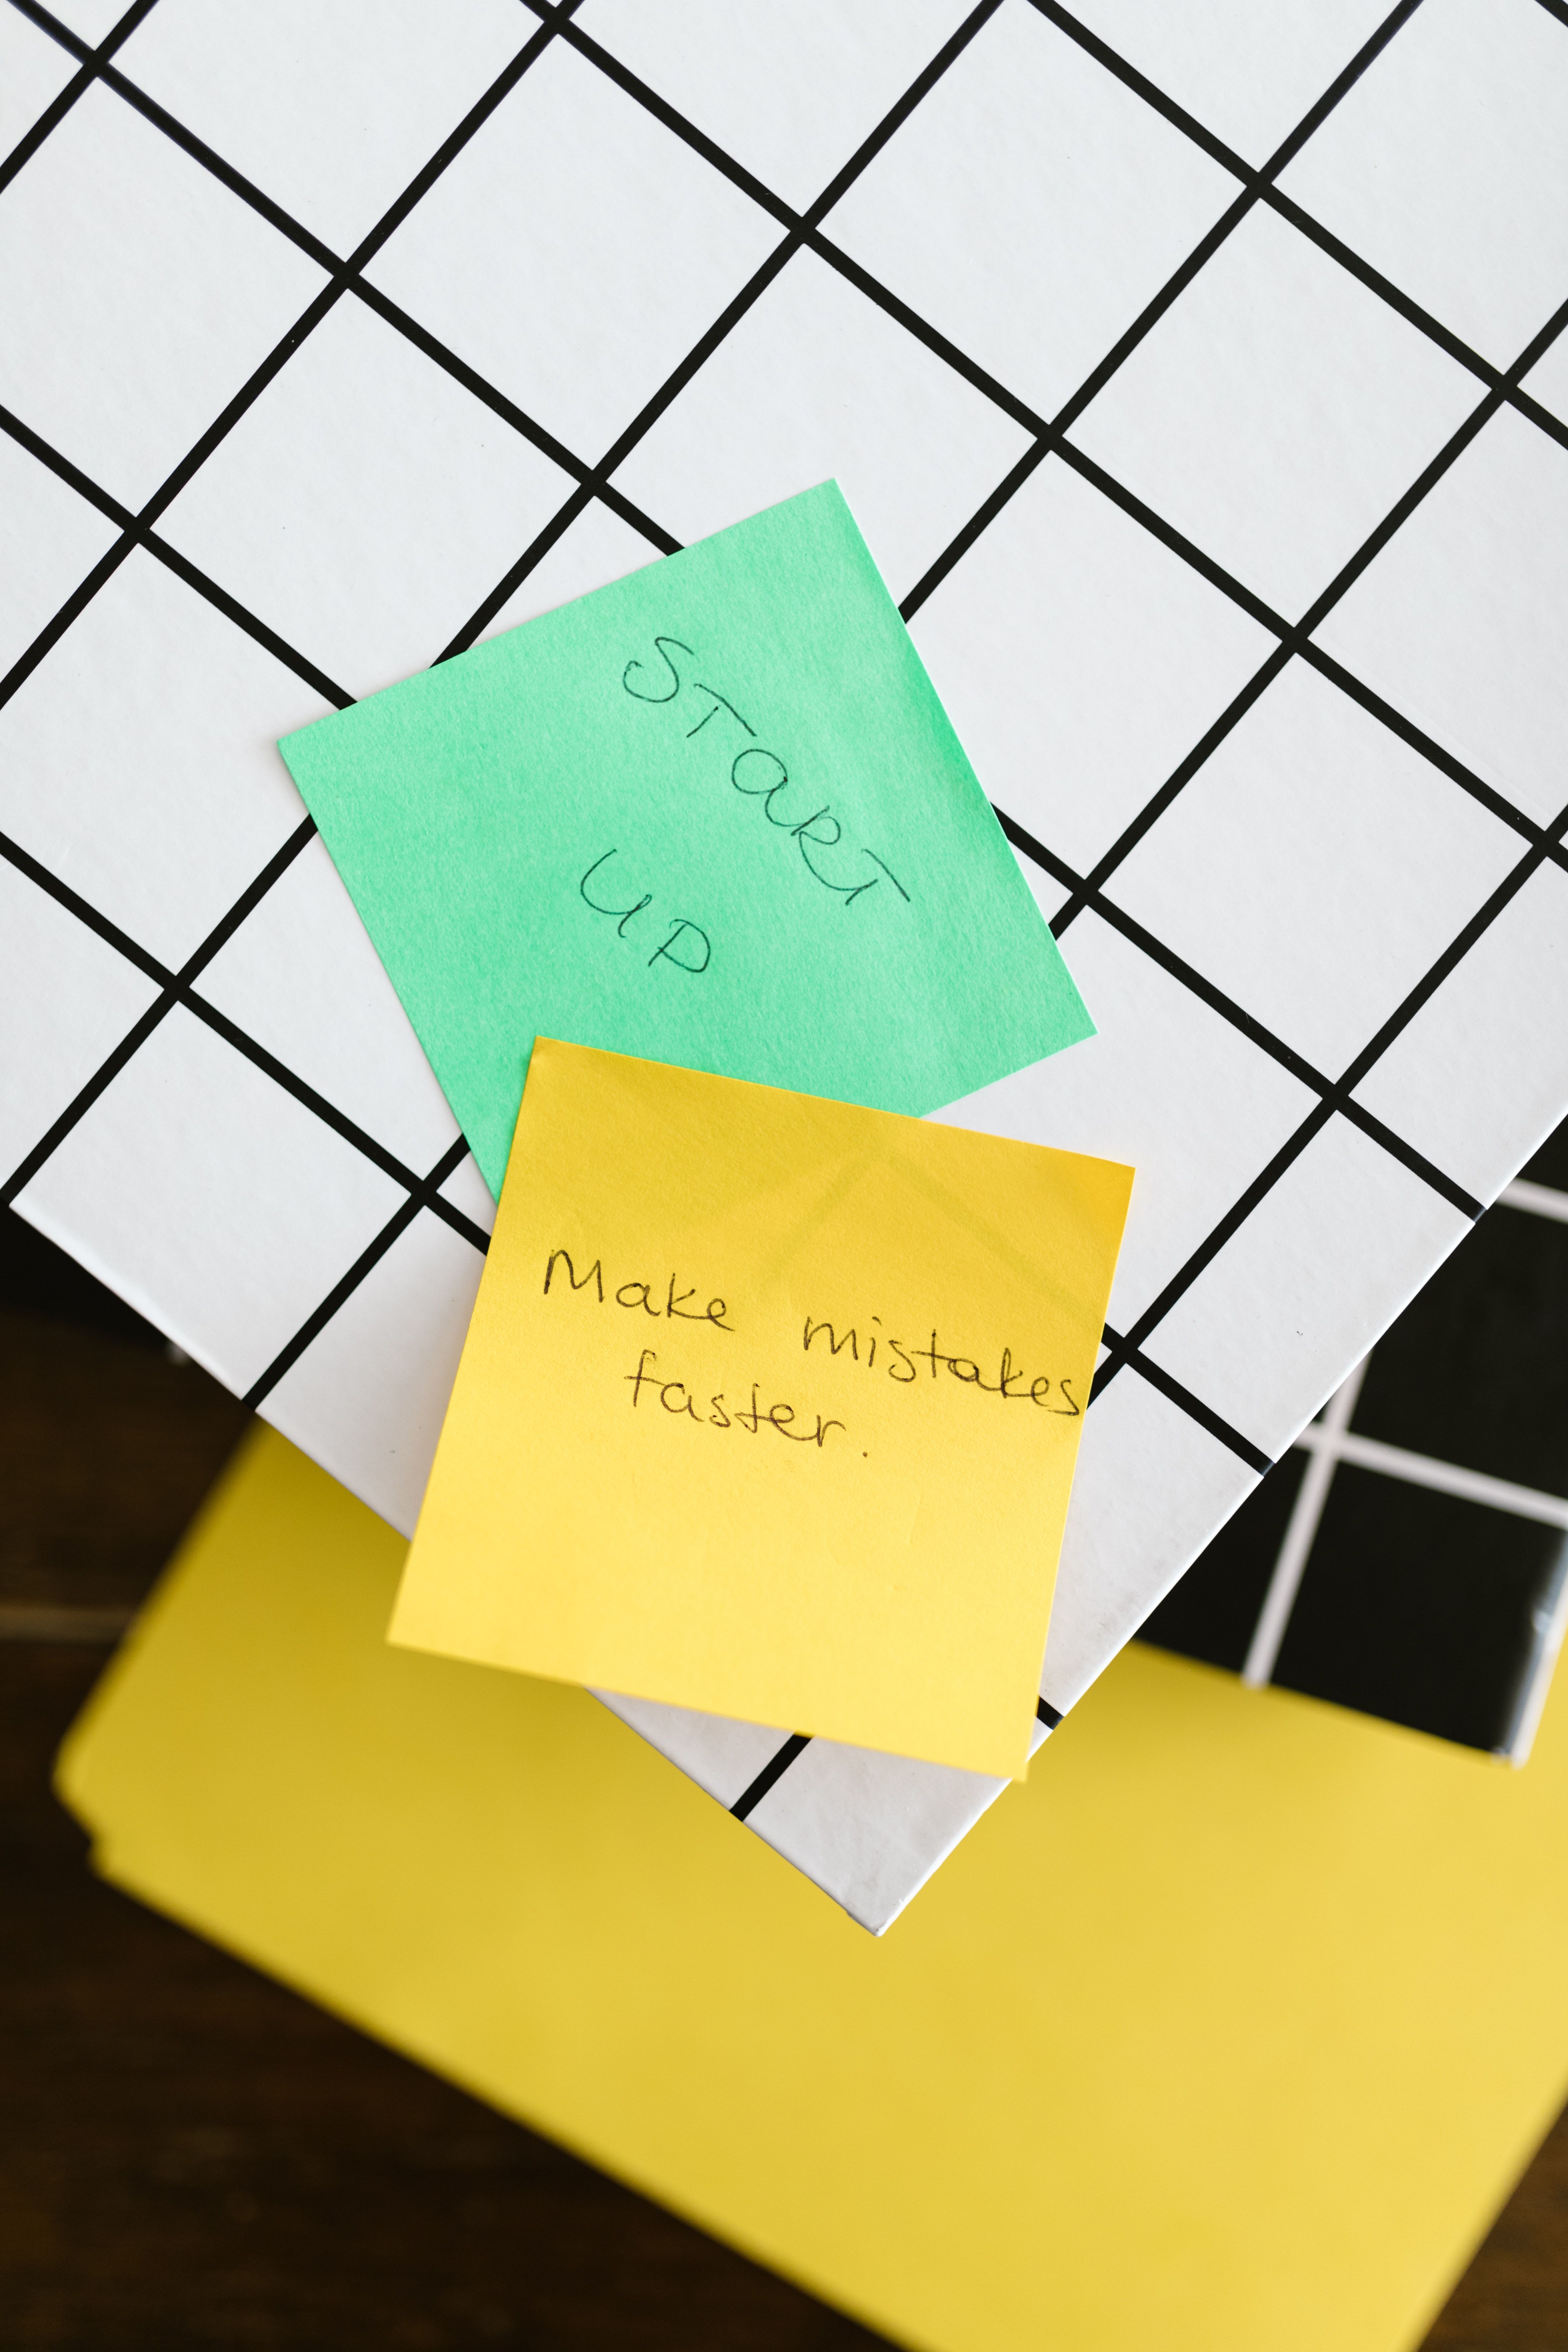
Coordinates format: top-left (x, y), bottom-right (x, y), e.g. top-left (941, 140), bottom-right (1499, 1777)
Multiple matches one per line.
top-left (621, 633), bottom-right (911, 912)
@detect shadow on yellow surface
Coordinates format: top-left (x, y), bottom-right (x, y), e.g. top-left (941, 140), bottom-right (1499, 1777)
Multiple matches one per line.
top-left (56, 1427), bottom-right (1568, 2352)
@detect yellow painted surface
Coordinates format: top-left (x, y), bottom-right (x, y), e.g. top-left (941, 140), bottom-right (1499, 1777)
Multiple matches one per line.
top-left (392, 1038), bottom-right (1131, 1778)
top-left (59, 1428), bottom-right (1568, 2352)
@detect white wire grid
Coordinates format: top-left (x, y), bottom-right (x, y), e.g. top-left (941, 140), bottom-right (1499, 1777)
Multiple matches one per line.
top-left (4, 0), bottom-right (1568, 1927)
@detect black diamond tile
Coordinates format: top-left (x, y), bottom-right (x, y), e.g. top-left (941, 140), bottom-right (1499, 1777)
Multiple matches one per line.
top-left (1349, 1203), bottom-right (1568, 1498)
top-left (1271, 1465), bottom-right (1566, 1752)
top-left (1139, 1454), bottom-right (1306, 1673)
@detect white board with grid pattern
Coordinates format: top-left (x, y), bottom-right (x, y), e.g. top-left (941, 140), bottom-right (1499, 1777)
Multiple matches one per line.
top-left (5, 0), bottom-right (1568, 1930)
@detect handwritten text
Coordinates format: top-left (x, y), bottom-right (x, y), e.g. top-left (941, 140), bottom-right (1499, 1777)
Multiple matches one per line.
top-left (579, 848), bottom-right (710, 974)
top-left (626, 1349), bottom-right (845, 1447)
top-left (621, 634), bottom-right (911, 913)
top-left (802, 1314), bottom-right (1080, 1414)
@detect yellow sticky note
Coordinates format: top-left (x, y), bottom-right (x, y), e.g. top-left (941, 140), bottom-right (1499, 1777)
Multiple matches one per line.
top-left (57, 1429), bottom-right (1568, 2352)
top-left (390, 1038), bottom-right (1132, 1779)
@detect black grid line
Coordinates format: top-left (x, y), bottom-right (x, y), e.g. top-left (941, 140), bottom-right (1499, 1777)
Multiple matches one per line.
top-left (4, 0), bottom-right (1566, 1815)
top-left (1098, 1325), bottom-right (1273, 1475)
top-left (430, 4), bottom-right (1568, 1770)
top-left (438, 0), bottom-right (1010, 661)
top-left (732, 1672), bottom-right (1070, 1823)
top-left (1031, 0), bottom-right (1568, 455)
top-left (0, 0), bottom-right (1059, 1407)
top-left (0, 822), bottom-right (490, 1256)
top-left (9, 3), bottom-right (1562, 904)
top-left (10, 0), bottom-right (1561, 890)
top-left (1039, 286), bottom-right (1568, 932)
top-left (907, 328), bottom-right (1568, 908)
top-left (472, 0), bottom-right (1568, 1254)
top-left (0, 444), bottom-right (1451, 1473)
top-left (3, 989), bottom-right (171, 1213)
top-left (513, 0), bottom-right (1537, 636)
top-left (996, 810), bottom-right (1485, 1219)
top-left (902, 0), bottom-right (1551, 620)
top-left (505, 0), bottom-right (1568, 902)
top-left (1092, 793), bottom-right (1568, 1416)
top-left (0, 2), bottom-right (597, 1252)
top-left (0, 0), bottom-right (155, 196)
top-left (0, 0), bottom-right (1024, 1419)
top-left (241, 1133), bottom-right (474, 1410)
top-left (729, 1732), bottom-right (812, 1822)
top-left (7, 2), bottom-right (682, 569)
top-left (436, 480), bottom-right (609, 664)
top-left (0, 0), bottom-right (582, 724)
top-left (537, 0), bottom-right (1516, 478)
top-left (221, 0), bottom-right (1036, 1440)
top-left (1, 816), bottom-right (313, 1209)
top-left (0, 400), bottom-right (354, 713)
top-left (0, 0), bottom-right (1533, 1475)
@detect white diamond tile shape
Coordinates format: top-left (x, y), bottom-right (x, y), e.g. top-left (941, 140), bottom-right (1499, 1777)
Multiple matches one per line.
top-left (611, 250), bottom-right (1031, 606)
top-left (1352, 862), bottom-right (1568, 1205)
top-left (1524, 333), bottom-right (1568, 428)
top-left (1140, 1113), bottom-right (1470, 1463)
top-left (367, 38), bottom-right (781, 467)
top-left (0, 83), bottom-right (326, 510)
top-left (907, 450), bottom-right (1274, 876)
top-left (158, 295), bottom-right (577, 701)
top-left (16, 1004), bottom-right (406, 1394)
top-left (0, 430), bottom-right (117, 682)
top-left (1315, 406), bottom-right (1568, 830)
top-left (439, 1153), bottom-right (496, 1234)
top-left (0, 550), bottom-right (323, 968)
top-left (593, 1693), bottom-right (795, 1812)
top-left (824, 0), bottom-right (1236, 422)
top-left (0, 863), bottom-right (158, 1180)
top-left (1070, 202), bottom-right (1479, 623)
top-left (481, 500), bottom-right (664, 643)
top-left (117, 0), bottom-right (527, 259)
top-left (1041, 1360), bottom-right (1254, 1710)
top-left (32, 0), bottom-right (125, 46)
top-left (740, 1711), bottom-right (1048, 1935)
top-left (1108, 659), bottom-right (1521, 1081)
top-left (0, 5), bottom-right (77, 161)
top-left (193, 832), bottom-right (461, 1177)
top-left (932, 909), bottom-right (1316, 1333)
top-left (1061, 0), bottom-right (1396, 167)
top-left (1277, 0), bottom-right (1568, 368)
top-left (263, 1208), bottom-right (484, 1536)
top-left (581, 0), bottom-right (976, 214)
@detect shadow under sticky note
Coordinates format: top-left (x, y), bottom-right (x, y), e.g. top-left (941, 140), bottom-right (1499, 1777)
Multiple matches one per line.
top-left (57, 1429), bottom-right (1568, 2352)
top-left (278, 482), bottom-right (1094, 1198)
top-left (390, 1041), bottom-right (1132, 1779)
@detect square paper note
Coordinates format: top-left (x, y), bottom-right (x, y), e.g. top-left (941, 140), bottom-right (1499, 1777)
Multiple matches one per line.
top-left (390, 1041), bottom-right (1132, 1778)
top-left (278, 482), bottom-right (1093, 1197)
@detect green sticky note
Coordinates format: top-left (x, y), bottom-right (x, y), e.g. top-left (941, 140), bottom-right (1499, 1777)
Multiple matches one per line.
top-left (279, 483), bottom-right (1093, 1197)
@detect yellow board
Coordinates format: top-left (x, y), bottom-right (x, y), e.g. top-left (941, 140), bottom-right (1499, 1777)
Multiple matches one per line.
top-left (391, 1038), bottom-right (1132, 1780)
top-left (59, 1429), bottom-right (1568, 2352)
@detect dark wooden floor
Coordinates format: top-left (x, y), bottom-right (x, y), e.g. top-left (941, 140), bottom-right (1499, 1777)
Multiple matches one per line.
top-left (2, 1212), bottom-right (1565, 2348)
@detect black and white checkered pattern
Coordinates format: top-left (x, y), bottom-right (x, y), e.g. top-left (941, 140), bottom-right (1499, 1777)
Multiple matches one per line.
top-left (1143, 1117), bottom-right (1568, 1756)
top-left (4, 0), bottom-right (1568, 1927)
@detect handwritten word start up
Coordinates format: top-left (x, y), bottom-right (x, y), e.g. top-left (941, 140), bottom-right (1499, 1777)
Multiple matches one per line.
top-left (625, 634), bottom-right (911, 901)
top-left (576, 637), bottom-right (915, 975)
top-left (541, 1248), bottom-right (1080, 1457)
